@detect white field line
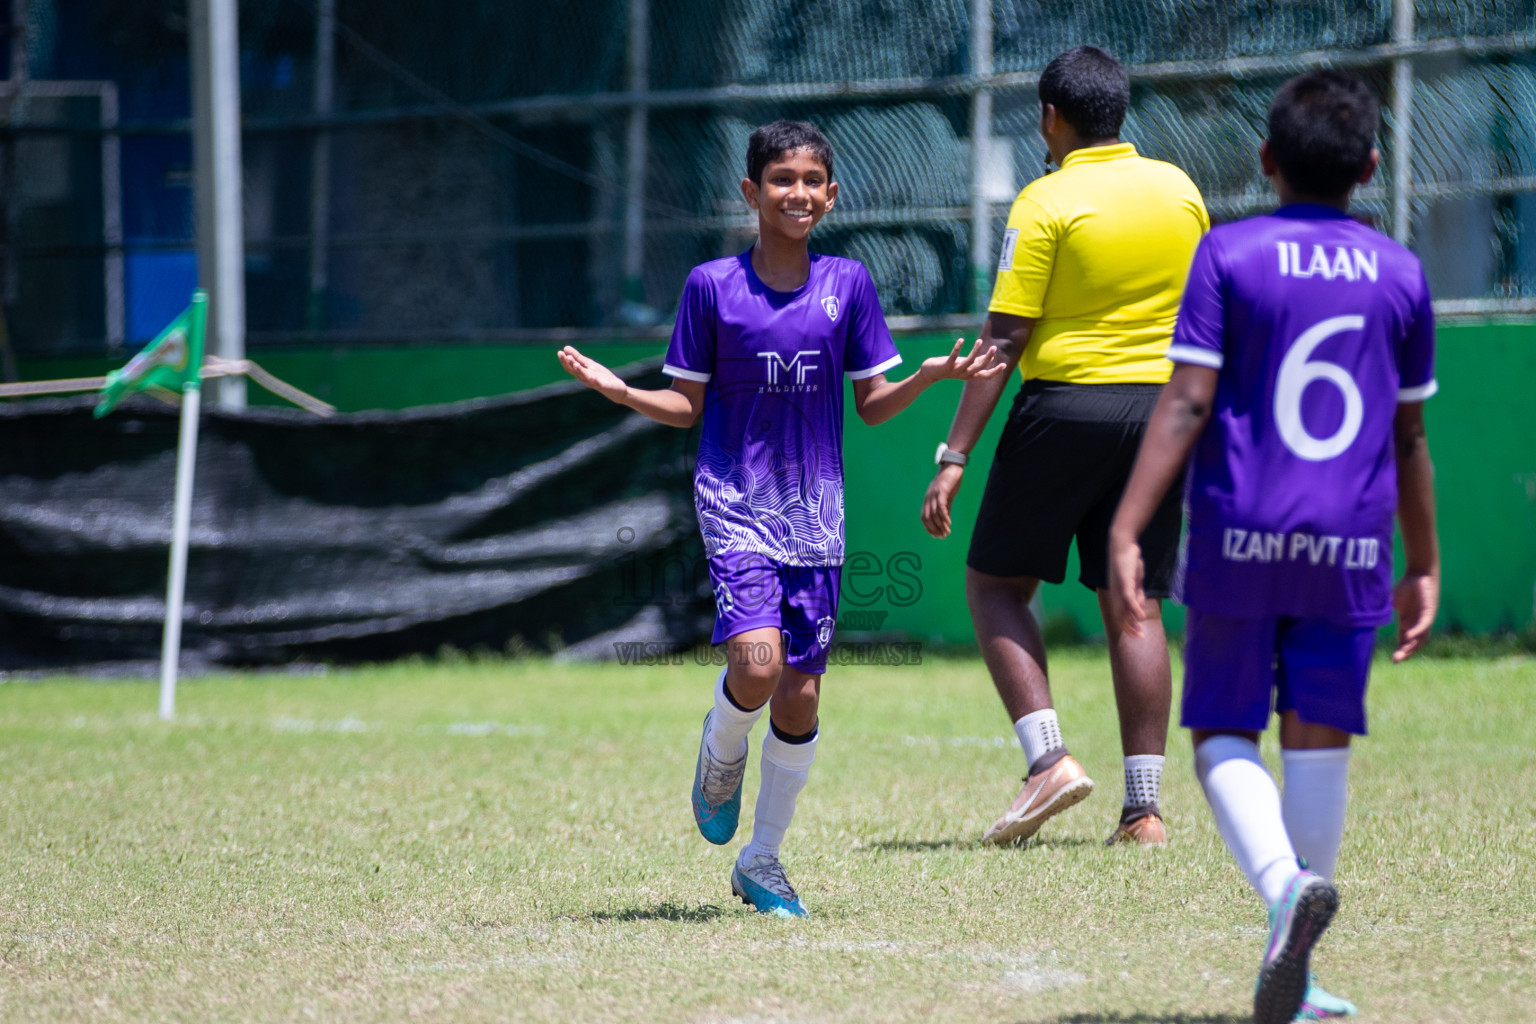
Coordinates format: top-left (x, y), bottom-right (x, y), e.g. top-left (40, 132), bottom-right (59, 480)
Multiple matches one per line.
top-left (273, 715), bottom-right (368, 733)
top-left (388, 937), bottom-right (1086, 987)
top-left (444, 721), bottom-right (547, 737)
top-left (1001, 966), bottom-right (1085, 992)
top-left (46, 713), bottom-right (545, 738)
top-left (901, 734), bottom-right (1012, 748)
top-left (44, 719), bottom-right (1023, 749)
top-left (400, 953), bottom-right (580, 973)
top-left (746, 937), bottom-right (1087, 993)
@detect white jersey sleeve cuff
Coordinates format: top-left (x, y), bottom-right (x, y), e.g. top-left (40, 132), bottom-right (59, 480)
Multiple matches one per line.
top-left (1165, 344), bottom-right (1223, 369)
top-left (1397, 379), bottom-right (1438, 402)
top-left (662, 363), bottom-right (711, 382)
top-left (846, 354), bottom-right (903, 380)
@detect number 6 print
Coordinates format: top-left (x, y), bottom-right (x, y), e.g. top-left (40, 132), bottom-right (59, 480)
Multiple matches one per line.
top-left (1274, 315), bottom-right (1364, 461)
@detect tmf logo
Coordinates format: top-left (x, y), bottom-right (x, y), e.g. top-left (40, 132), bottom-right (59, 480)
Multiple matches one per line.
top-left (758, 350), bottom-right (819, 385)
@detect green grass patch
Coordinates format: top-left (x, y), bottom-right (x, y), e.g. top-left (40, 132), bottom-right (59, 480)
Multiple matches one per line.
top-left (1, 651), bottom-right (1532, 1022)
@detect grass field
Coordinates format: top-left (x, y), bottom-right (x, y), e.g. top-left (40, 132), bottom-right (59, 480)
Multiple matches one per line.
top-left (0, 649), bottom-right (1532, 1023)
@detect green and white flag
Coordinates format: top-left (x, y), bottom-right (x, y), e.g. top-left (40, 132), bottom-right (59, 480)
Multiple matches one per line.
top-left (95, 290), bottom-right (207, 418)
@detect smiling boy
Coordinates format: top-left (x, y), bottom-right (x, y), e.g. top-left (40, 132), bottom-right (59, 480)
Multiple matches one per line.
top-left (559, 120), bottom-right (1003, 916)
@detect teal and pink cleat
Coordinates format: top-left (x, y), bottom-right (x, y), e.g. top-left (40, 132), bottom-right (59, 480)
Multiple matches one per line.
top-left (1295, 975), bottom-right (1358, 1020)
top-left (1254, 871), bottom-right (1339, 1024)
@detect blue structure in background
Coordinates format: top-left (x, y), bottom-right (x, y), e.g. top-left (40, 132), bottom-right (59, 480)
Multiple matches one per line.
top-left (121, 131), bottom-right (198, 343)
top-left (125, 251), bottom-right (198, 343)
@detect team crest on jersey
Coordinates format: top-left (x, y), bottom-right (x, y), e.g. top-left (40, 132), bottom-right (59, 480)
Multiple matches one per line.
top-left (821, 295), bottom-right (839, 321)
top-left (816, 616), bottom-right (836, 647)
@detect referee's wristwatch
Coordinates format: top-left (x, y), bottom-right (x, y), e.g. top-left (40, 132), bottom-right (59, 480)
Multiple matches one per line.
top-left (934, 442), bottom-right (969, 467)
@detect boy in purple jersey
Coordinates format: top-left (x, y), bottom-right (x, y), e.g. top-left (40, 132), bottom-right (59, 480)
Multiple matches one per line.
top-left (1105, 73), bottom-right (1439, 1024)
top-left (558, 120), bottom-right (1003, 917)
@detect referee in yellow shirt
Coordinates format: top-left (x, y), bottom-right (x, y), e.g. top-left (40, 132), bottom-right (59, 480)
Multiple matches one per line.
top-left (922, 46), bottom-right (1208, 847)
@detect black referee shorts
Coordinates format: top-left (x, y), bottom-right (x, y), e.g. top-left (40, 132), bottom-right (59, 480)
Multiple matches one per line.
top-left (966, 379), bottom-right (1182, 596)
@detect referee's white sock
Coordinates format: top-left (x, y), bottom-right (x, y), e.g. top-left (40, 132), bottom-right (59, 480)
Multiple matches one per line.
top-left (1014, 708), bottom-right (1067, 775)
top-left (1122, 754), bottom-right (1165, 818)
top-left (1195, 735), bottom-right (1299, 907)
top-left (705, 667), bottom-right (764, 763)
top-left (1281, 746), bottom-right (1351, 880)
top-left (740, 723), bottom-right (817, 863)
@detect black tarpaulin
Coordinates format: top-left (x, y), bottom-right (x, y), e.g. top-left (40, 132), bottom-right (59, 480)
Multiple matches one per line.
top-left (0, 362), bottom-right (712, 670)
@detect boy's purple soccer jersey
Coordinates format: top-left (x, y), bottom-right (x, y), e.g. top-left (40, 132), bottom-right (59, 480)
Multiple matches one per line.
top-left (663, 251), bottom-right (901, 567)
top-left (1167, 205), bottom-right (1436, 625)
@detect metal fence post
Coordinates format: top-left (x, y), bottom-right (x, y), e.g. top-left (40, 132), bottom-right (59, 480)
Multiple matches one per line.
top-left (622, 0), bottom-right (649, 309)
top-left (191, 0), bottom-right (247, 409)
top-left (968, 0), bottom-right (994, 314)
top-left (1391, 0), bottom-right (1415, 246)
top-left (2, 0), bottom-right (28, 354)
top-left (101, 82), bottom-right (123, 351)
top-left (589, 120), bottom-right (621, 323)
top-left (308, 0), bottom-right (335, 332)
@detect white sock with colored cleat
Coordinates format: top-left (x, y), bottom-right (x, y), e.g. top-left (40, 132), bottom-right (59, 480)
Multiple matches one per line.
top-left (1195, 735), bottom-right (1300, 906)
top-left (1281, 746), bottom-right (1350, 880)
top-left (739, 723), bottom-right (818, 864)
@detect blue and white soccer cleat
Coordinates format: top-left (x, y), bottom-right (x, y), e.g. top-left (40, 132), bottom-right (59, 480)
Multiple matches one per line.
top-left (1294, 974), bottom-right (1358, 1020)
top-left (690, 711), bottom-right (746, 845)
top-left (1254, 871), bottom-right (1339, 1024)
top-left (731, 851), bottom-right (808, 918)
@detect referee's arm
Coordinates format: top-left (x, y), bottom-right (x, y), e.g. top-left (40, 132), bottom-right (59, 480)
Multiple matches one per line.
top-left (920, 312), bottom-right (1034, 539)
top-left (942, 312), bottom-right (1033, 453)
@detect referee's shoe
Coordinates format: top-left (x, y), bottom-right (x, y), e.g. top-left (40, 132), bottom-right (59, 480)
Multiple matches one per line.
top-left (981, 754), bottom-right (1095, 844)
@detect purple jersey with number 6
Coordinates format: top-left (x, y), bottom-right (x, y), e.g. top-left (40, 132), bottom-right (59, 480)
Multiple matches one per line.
top-left (1166, 204), bottom-right (1436, 625)
top-left (662, 251), bottom-right (901, 567)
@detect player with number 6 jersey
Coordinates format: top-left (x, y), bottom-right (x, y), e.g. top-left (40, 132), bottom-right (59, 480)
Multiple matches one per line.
top-left (1166, 201), bottom-right (1435, 626)
top-left (1106, 71), bottom-right (1440, 1024)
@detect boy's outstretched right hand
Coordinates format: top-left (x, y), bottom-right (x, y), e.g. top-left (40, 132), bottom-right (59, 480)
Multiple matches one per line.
top-left (558, 345), bottom-right (628, 403)
top-left (919, 337), bottom-right (1007, 384)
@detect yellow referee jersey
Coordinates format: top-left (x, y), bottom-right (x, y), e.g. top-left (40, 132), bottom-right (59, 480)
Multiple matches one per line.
top-left (988, 142), bottom-right (1208, 384)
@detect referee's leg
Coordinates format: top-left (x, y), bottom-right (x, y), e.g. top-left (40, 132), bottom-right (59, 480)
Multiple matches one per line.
top-left (1096, 590), bottom-right (1172, 759)
top-left (965, 568), bottom-right (1052, 720)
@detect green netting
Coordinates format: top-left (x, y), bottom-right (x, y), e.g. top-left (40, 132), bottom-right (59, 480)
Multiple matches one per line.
top-left (994, 0), bottom-right (1390, 70)
top-left (654, 0), bottom-right (969, 89)
top-left (324, 0), bottom-right (627, 109)
top-left (0, 1), bottom-right (1533, 357)
top-left (1409, 60), bottom-right (1536, 190)
top-left (1415, 0), bottom-right (1536, 39)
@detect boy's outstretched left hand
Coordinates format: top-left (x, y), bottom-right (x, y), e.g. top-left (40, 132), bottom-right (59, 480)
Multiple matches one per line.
top-left (1104, 531), bottom-right (1148, 639)
top-left (558, 345), bottom-right (628, 403)
top-left (920, 337), bottom-right (1007, 383)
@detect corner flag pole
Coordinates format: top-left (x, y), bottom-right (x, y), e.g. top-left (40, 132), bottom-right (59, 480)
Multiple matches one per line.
top-left (158, 298), bottom-right (208, 721)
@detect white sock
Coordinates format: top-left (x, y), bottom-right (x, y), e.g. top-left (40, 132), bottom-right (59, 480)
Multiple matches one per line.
top-left (1282, 746), bottom-right (1350, 880)
top-left (1195, 735), bottom-right (1300, 907)
top-left (1123, 754), bottom-right (1165, 813)
top-left (705, 667), bottom-right (764, 763)
top-left (1013, 709), bottom-right (1065, 773)
top-left (740, 726), bottom-right (817, 862)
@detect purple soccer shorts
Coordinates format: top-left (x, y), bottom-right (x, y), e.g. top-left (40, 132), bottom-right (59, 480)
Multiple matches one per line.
top-left (708, 552), bottom-right (841, 675)
top-left (1182, 609), bottom-right (1375, 735)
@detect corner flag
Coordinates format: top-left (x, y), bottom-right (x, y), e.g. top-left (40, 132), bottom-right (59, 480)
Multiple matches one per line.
top-left (95, 291), bottom-right (207, 418)
top-left (93, 290), bottom-right (209, 718)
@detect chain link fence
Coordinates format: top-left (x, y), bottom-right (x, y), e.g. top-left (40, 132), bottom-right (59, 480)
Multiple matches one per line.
top-left (0, 0), bottom-right (1532, 358)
